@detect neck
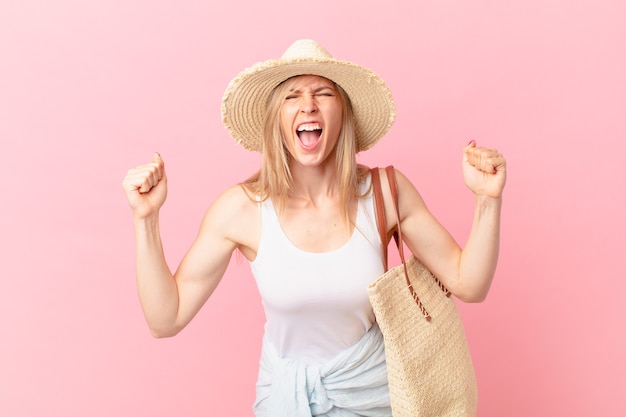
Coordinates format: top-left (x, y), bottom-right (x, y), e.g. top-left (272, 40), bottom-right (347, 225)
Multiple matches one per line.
top-left (289, 160), bottom-right (339, 205)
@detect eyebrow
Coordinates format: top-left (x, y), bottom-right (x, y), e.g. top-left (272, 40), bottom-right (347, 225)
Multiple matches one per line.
top-left (288, 85), bottom-right (336, 93)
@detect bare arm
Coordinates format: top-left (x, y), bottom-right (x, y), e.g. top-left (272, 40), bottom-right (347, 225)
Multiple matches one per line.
top-left (385, 141), bottom-right (506, 303)
top-left (122, 154), bottom-right (251, 337)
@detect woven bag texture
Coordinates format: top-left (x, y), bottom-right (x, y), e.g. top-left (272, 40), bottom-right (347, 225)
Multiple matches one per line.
top-left (368, 256), bottom-right (478, 417)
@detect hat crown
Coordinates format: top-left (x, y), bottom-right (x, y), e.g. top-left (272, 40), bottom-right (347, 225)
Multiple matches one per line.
top-left (280, 39), bottom-right (333, 60)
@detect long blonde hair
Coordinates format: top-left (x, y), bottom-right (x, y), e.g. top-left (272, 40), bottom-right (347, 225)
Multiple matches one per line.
top-left (242, 76), bottom-right (370, 221)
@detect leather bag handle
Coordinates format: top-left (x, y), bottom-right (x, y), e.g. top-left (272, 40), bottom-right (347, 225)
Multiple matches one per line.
top-left (371, 166), bottom-right (432, 320)
top-left (370, 167), bottom-right (389, 271)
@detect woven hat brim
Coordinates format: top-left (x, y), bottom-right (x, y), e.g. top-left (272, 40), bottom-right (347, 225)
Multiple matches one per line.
top-left (221, 57), bottom-right (396, 152)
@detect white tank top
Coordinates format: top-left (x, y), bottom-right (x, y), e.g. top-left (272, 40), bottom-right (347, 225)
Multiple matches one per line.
top-left (250, 174), bottom-right (384, 365)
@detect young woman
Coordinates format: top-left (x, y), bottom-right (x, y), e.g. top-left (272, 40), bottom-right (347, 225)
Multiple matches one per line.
top-left (122, 39), bottom-right (506, 416)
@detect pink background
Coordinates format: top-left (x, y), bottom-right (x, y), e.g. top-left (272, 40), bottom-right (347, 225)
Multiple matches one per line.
top-left (1, 0), bottom-right (624, 416)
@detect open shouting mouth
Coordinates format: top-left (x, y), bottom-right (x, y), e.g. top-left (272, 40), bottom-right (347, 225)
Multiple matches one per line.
top-left (297, 123), bottom-right (323, 150)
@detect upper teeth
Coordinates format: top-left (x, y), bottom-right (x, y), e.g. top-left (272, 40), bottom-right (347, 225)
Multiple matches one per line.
top-left (297, 123), bottom-right (322, 132)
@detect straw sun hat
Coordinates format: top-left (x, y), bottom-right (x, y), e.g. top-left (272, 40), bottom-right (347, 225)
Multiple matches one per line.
top-left (221, 39), bottom-right (396, 152)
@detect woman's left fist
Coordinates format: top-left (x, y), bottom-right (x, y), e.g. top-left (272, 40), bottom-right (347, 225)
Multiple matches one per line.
top-left (462, 140), bottom-right (507, 199)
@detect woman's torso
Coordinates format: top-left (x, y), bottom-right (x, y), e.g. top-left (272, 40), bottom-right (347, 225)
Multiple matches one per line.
top-left (250, 173), bottom-right (385, 365)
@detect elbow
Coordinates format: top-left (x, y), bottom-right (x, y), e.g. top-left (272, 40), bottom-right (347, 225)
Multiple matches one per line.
top-left (150, 330), bottom-right (176, 339)
top-left (452, 274), bottom-right (493, 303)
top-left (148, 323), bottom-right (182, 339)
top-left (457, 292), bottom-right (488, 304)
top-left (454, 284), bottom-right (490, 303)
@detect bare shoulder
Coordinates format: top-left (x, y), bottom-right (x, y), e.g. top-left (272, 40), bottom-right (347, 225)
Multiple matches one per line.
top-left (200, 184), bottom-right (261, 259)
top-left (375, 167), bottom-right (427, 225)
top-left (211, 183), bottom-right (259, 216)
top-left (388, 167), bottom-right (417, 192)
top-left (374, 166), bottom-right (416, 192)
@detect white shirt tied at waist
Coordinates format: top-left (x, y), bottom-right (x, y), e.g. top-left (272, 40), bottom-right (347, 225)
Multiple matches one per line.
top-left (253, 323), bottom-right (392, 417)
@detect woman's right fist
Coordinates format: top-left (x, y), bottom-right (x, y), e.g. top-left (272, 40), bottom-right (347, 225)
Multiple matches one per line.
top-left (122, 153), bottom-right (168, 218)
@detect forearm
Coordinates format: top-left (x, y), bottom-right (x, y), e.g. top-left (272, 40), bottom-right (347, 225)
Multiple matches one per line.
top-left (457, 195), bottom-right (502, 302)
top-left (134, 214), bottom-right (180, 337)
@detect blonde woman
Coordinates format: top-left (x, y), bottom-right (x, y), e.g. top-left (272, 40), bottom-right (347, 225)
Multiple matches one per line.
top-left (122, 39), bottom-right (506, 416)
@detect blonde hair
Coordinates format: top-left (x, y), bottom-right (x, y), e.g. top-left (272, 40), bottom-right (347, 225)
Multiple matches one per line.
top-left (241, 76), bottom-right (370, 222)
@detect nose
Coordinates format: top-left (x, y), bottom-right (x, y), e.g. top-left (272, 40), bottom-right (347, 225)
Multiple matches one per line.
top-left (300, 94), bottom-right (318, 114)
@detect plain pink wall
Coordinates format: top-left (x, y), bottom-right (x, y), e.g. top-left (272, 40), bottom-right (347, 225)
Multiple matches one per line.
top-left (1, 0), bottom-right (624, 416)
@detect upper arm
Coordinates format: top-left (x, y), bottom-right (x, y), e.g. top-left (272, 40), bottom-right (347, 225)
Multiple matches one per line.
top-left (170, 185), bottom-right (259, 329)
top-left (383, 169), bottom-right (463, 293)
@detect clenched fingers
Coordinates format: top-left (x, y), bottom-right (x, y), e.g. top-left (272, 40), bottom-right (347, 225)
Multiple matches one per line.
top-left (123, 153), bottom-right (166, 194)
top-left (464, 141), bottom-right (506, 174)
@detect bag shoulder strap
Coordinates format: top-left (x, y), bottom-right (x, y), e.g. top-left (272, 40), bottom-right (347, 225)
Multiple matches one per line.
top-left (370, 166), bottom-right (407, 268)
top-left (370, 167), bottom-right (389, 271)
top-left (385, 166), bottom-right (407, 263)
top-left (370, 166), bottom-right (433, 321)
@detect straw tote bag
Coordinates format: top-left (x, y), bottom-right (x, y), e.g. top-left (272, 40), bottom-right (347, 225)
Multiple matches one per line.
top-left (368, 166), bottom-right (478, 417)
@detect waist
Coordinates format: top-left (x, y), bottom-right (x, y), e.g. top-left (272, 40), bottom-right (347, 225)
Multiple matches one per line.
top-left (254, 323), bottom-right (390, 416)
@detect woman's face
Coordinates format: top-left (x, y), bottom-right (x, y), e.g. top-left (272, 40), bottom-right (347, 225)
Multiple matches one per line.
top-left (279, 75), bottom-right (343, 168)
